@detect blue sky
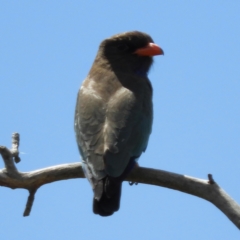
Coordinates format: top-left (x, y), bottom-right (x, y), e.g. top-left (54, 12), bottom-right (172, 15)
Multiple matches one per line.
top-left (1, 1), bottom-right (240, 239)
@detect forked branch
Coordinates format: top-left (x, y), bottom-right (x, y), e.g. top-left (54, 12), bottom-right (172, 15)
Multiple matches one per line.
top-left (0, 133), bottom-right (240, 229)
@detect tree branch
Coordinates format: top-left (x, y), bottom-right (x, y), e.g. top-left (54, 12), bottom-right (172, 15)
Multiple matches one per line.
top-left (1, 134), bottom-right (240, 229)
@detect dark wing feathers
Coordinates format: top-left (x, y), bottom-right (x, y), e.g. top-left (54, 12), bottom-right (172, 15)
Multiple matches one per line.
top-left (103, 88), bottom-right (142, 176)
top-left (75, 84), bottom-right (106, 173)
top-left (75, 76), bottom-right (151, 178)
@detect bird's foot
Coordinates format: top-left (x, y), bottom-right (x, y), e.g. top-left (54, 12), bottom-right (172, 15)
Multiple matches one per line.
top-left (129, 181), bottom-right (138, 186)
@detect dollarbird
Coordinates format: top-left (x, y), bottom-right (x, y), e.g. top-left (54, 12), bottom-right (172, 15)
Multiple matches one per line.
top-left (74, 31), bottom-right (163, 216)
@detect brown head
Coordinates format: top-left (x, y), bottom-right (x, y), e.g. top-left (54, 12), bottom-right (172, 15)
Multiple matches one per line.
top-left (93, 31), bottom-right (164, 75)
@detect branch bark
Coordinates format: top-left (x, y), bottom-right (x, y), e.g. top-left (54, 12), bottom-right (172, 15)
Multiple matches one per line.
top-left (1, 133), bottom-right (240, 230)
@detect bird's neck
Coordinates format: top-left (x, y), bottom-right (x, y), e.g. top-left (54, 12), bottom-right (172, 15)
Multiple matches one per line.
top-left (134, 69), bottom-right (148, 78)
top-left (92, 55), bottom-right (149, 78)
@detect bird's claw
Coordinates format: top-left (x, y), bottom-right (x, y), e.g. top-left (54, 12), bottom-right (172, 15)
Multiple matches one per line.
top-left (129, 181), bottom-right (138, 186)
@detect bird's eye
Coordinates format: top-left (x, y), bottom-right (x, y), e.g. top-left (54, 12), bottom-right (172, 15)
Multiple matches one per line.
top-left (117, 44), bottom-right (128, 52)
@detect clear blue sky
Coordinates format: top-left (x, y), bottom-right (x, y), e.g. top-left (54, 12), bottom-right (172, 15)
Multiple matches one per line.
top-left (1, 1), bottom-right (240, 239)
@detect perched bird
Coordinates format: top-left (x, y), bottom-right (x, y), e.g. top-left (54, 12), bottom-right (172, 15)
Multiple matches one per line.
top-left (74, 31), bottom-right (163, 216)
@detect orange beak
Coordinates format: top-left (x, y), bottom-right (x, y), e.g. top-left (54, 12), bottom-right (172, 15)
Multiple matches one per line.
top-left (134, 43), bottom-right (164, 56)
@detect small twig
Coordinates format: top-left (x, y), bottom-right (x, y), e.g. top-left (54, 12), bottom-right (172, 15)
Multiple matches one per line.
top-left (0, 133), bottom-right (19, 174)
top-left (208, 174), bottom-right (215, 184)
top-left (11, 133), bottom-right (21, 163)
top-left (23, 188), bottom-right (38, 217)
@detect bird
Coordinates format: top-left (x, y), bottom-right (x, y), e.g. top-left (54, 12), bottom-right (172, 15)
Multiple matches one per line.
top-left (74, 31), bottom-right (164, 216)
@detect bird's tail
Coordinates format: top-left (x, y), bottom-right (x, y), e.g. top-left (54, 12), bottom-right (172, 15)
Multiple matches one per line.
top-left (93, 177), bottom-right (122, 217)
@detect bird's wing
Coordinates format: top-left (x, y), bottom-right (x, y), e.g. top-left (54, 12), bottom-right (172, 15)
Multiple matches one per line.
top-left (75, 78), bottom-right (152, 179)
top-left (103, 86), bottom-right (152, 177)
top-left (74, 81), bottom-right (106, 181)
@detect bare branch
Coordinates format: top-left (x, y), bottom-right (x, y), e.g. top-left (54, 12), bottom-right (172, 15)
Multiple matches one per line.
top-left (128, 167), bottom-right (240, 229)
top-left (24, 188), bottom-right (38, 217)
top-left (11, 132), bottom-right (21, 164)
top-left (0, 133), bottom-right (20, 175)
top-left (208, 173), bottom-right (215, 184)
top-left (1, 133), bottom-right (240, 229)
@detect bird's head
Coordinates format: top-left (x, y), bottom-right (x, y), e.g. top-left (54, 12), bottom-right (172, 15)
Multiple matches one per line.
top-left (95, 31), bottom-right (164, 76)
